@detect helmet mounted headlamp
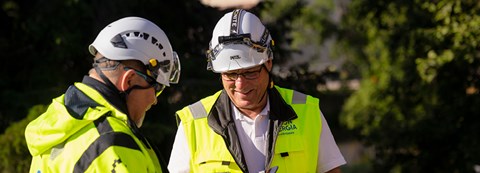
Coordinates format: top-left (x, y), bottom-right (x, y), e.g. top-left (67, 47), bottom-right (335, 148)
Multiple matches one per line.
top-left (207, 33), bottom-right (270, 62)
top-left (206, 9), bottom-right (274, 73)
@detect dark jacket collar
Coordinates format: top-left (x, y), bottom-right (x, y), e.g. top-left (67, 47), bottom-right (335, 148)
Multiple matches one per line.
top-left (267, 87), bottom-right (298, 121)
top-left (81, 76), bottom-right (128, 115)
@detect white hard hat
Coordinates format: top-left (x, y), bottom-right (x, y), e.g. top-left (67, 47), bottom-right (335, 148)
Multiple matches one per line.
top-left (206, 9), bottom-right (274, 73)
top-left (89, 17), bottom-right (180, 86)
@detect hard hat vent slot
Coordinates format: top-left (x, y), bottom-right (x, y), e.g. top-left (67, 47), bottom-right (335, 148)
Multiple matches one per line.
top-left (110, 34), bottom-right (128, 49)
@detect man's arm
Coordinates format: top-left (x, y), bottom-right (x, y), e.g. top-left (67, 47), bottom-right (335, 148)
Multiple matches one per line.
top-left (317, 112), bottom-right (346, 172)
top-left (168, 123), bottom-right (191, 173)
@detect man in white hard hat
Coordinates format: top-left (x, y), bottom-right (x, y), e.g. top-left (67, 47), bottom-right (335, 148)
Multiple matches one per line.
top-left (25, 17), bottom-right (180, 173)
top-left (169, 9), bottom-right (345, 173)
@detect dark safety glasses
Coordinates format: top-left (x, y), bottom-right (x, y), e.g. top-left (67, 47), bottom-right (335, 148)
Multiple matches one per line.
top-left (124, 67), bottom-right (165, 97)
top-left (221, 66), bottom-right (264, 81)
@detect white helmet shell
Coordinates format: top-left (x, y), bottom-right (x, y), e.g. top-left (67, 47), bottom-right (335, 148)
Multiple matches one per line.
top-left (89, 17), bottom-right (180, 86)
top-left (207, 9), bottom-right (273, 73)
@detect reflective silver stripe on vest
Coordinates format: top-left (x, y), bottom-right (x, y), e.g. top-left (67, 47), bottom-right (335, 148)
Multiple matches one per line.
top-left (188, 101), bottom-right (208, 119)
top-left (292, 90), bottom-right (307, 104)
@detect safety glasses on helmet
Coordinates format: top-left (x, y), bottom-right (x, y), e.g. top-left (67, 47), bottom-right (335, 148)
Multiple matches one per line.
top-left (169, 52), bottom-right (181, 84)
top-left (146, 51), bottom-right (181, 85)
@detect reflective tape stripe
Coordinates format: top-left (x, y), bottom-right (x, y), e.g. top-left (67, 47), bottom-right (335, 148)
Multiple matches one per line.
top-left (230, 9), bottom-right (244, 34)
top-left (292, 91), bottom-right (307, 104)
top-left (188, 101), bottom-right (208, 119)
top-left (94, 115), bottom-right (113, 135)
top-left (73, 117), bottom-right (141, 173)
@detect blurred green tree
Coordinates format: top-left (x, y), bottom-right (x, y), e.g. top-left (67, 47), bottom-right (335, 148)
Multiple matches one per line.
top-left (339, 0), bottom-right (480, 172)
top-left (1, 0), bottom-right (95, 132)
top-left (0, 105), bottom-right (46, 173)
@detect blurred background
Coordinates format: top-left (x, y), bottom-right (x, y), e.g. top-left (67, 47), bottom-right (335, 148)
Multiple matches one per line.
top-left (1, 0), bottom-right (479, 172)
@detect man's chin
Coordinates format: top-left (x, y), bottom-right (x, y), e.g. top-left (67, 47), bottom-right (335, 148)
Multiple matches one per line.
top-left (136, 118), bottom-right (145, 128)
top-left (233, 100), bottom-right (256, 109)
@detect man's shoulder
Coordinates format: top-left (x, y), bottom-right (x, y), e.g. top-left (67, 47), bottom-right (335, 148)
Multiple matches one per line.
top-left (184, 90), bottom-right (223, 108)
top-left (64, 84), bottom-right (102, 119)
top-left (274, 86), bottom-right (314, 96)
top-left (176, 90), bottom-right (223, 121)
top-left (273, 86), bottom-right (319, 104)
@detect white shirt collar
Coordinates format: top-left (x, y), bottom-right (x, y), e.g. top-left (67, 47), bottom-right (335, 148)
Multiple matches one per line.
top-left (231, 98), bottom-right (270, 121)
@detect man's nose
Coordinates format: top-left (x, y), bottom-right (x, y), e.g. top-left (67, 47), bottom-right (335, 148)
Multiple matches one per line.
top-left (234, 75), bottom-right (248, 86)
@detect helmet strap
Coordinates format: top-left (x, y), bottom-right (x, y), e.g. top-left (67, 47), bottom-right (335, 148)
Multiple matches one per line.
top-left (94, 66), bottom-right (127, 99)
top-left (263, 64), bottom-right (274, 89)
top-left (230, 9), bottom-right (245, 34)
top-left (124, 85), bottom-right (152, 94)
top-left (257, 64), bottom-right (274, 104)
top-left (257, 84), bottom-right (268, 105)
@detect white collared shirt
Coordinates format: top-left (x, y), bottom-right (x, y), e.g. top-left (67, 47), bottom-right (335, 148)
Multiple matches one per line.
top-left (232, 100), bottom-right (270, 173)
top-left (168, 100), bottom-right (346, 173)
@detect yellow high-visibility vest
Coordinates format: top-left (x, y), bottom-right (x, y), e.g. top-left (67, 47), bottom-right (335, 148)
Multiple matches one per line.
top-left (176, 86), bottom-right (321, 173)
top-left (25, 82), bottom-right (162, 173)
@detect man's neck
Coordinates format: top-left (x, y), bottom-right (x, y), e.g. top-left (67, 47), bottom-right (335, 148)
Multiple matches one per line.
top-left (236, 97), bottom-right (269, 120)
top-left (238, 108), bottom-right (261, 119)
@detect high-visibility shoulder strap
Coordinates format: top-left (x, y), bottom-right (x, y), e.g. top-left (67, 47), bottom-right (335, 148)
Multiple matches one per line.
top-left (188, 101), bottom-right (208, 119)
top-left (185, 90), bottom-right (222, 120)
top-left (292, 90), bottom-right (307, 104)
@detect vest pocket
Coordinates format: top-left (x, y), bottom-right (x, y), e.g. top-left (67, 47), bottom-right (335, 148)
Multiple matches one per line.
top-left (271, 135), bottom-right (308, 173)
top-left (194, 151), bottom-right (242, 173)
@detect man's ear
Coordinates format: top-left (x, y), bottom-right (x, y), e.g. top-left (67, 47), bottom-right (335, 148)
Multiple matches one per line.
top-left (265, 59), bottom-right (273, 72)
top-left (119, 69), bottom-right (136, 92)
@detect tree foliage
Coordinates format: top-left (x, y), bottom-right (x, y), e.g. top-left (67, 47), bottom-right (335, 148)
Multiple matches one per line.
top-left (0, 105), bottom-right (47, 173)
top-left (339, 0), bottom-right (480, 171)
top-left (259, 0), bottom-right (340, 74)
